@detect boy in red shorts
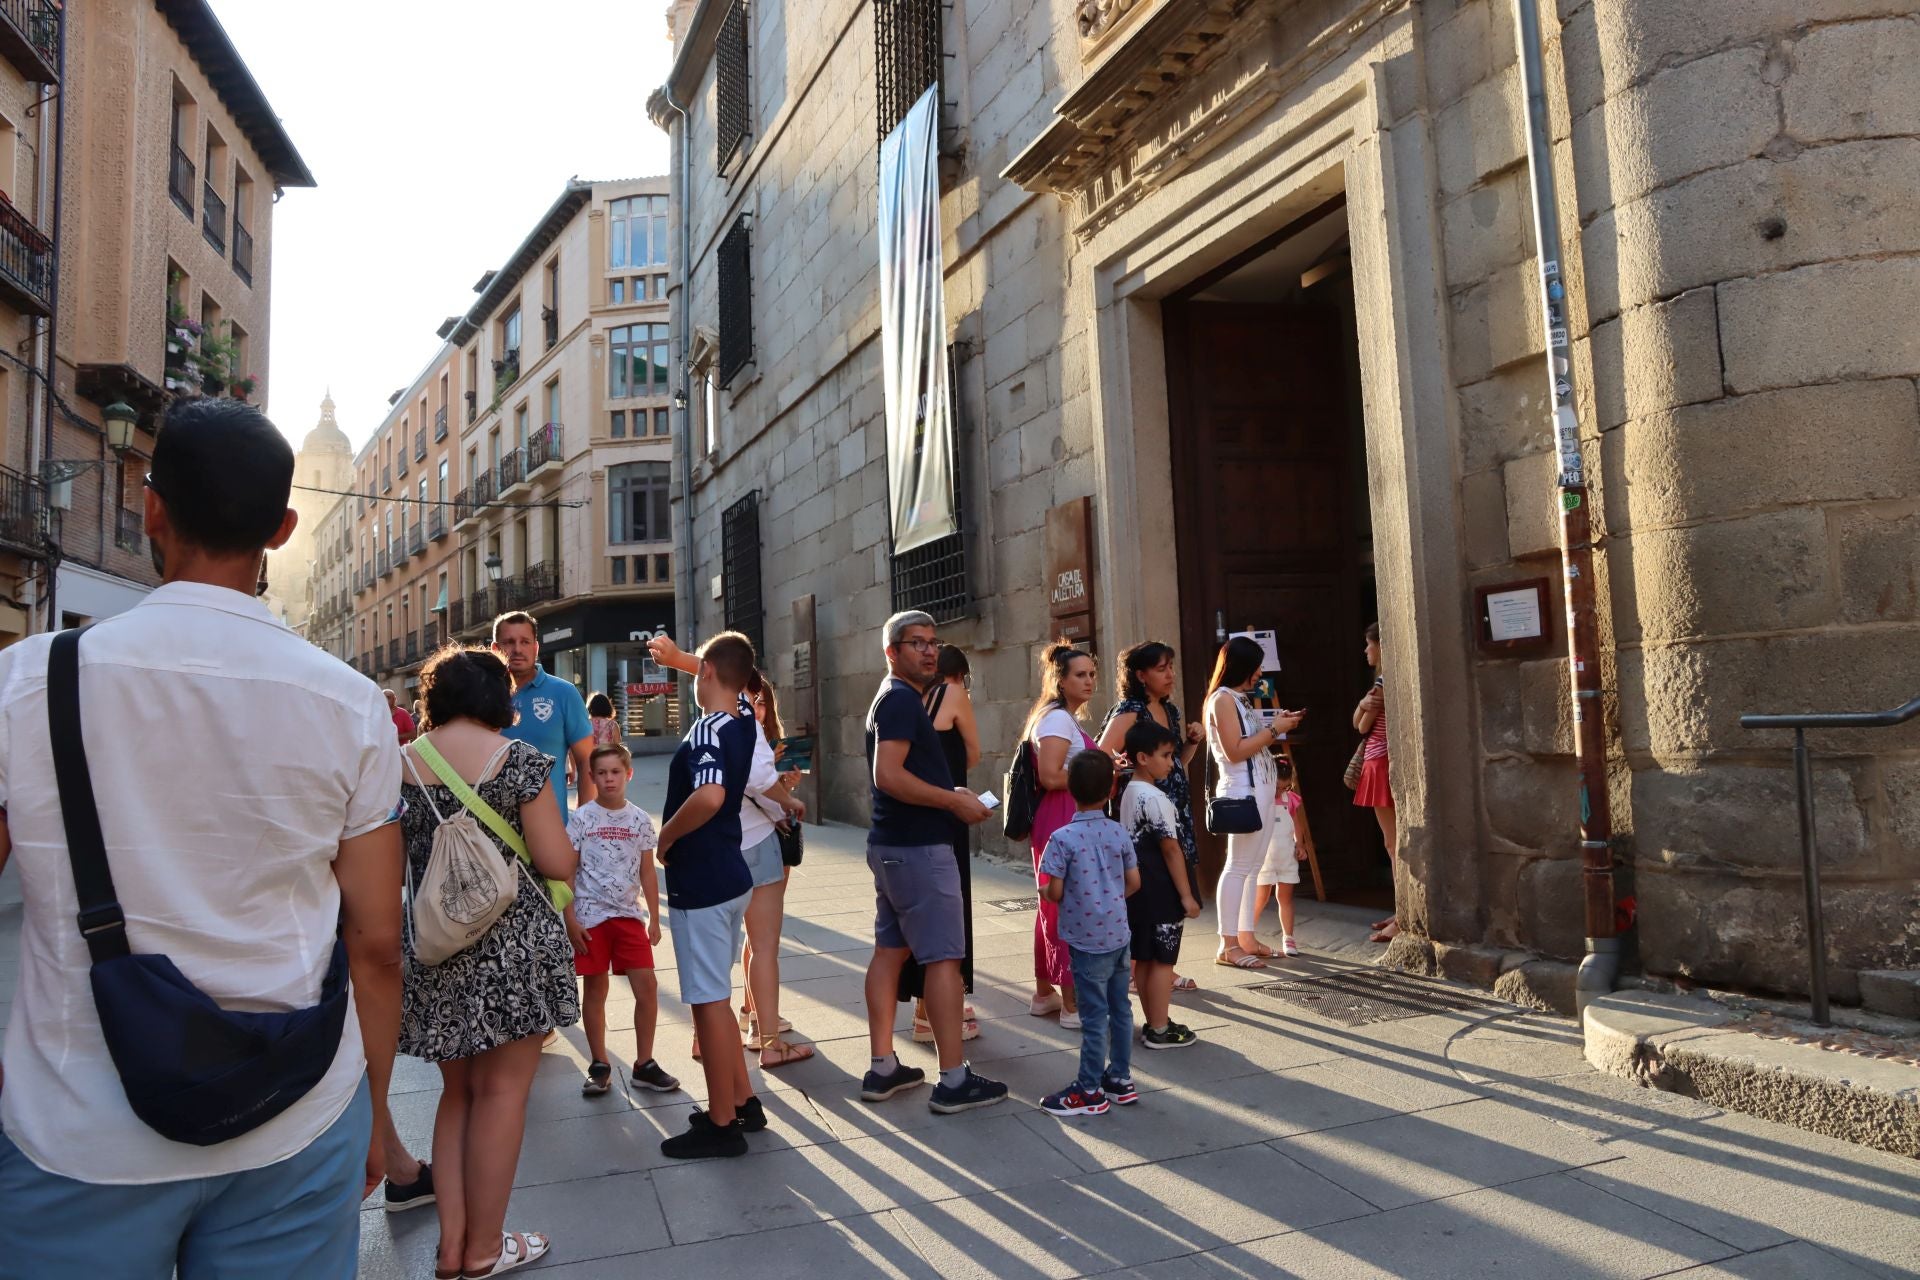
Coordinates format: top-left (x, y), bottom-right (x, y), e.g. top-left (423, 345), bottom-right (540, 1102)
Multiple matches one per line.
top-left (565, 743), bottom-right (680, 1096)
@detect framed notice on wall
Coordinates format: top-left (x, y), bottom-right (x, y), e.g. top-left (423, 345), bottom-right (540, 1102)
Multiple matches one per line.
top-left (1475, 578), bottom-right (1554, 654)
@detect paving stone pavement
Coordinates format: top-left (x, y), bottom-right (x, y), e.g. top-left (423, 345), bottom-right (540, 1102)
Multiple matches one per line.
top-left (3, 757), bottom-right (1918, 1278)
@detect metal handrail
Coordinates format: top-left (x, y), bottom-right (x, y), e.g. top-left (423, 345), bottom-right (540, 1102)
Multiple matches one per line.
top-left (1739, 696), bottom-right (1920, 1024)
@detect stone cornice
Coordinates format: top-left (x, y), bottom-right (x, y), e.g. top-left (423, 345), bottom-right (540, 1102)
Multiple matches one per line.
top-left (1005, 0), bottom-right (1405, 239)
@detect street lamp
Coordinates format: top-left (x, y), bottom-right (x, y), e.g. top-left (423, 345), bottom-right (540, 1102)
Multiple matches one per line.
top-left (672, 387), bottom-right (689, 410)
top-left (484, 551), bottom-right (504, 583)
top-left (102, 401), bottom-right (138, 454)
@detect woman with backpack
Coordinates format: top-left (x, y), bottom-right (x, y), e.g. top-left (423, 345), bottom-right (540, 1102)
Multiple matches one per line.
top-left (399, 646), bottom-right (580, 1279)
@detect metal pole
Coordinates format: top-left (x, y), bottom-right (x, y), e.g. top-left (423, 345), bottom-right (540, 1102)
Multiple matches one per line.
top-left (1792, 728), bottom-right (1830, 1025)
top-left (1513, 0), bottom-right (1616, 969)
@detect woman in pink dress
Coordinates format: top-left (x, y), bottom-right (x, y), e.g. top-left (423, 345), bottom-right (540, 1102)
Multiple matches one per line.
top-left (1352, 622), bottom-right (1397, 942)
top-left (1024, 643), bottom-right (1099, 1029)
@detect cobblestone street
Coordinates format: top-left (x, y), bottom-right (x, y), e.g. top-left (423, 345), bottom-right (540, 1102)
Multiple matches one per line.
top-left (278, 759), bottom-right (1920, 1278)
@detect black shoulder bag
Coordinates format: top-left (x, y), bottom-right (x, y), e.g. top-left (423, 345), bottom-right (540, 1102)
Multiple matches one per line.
top-left (47, 627), bottom-right (351, 1147)
top-left (1002, 740), bottom-right (1039, 843)
top-left (1203, 692), bottom-right (1263, 836)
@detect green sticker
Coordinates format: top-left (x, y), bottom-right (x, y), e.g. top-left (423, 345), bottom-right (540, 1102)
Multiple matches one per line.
top-left (1561, 491), bottom-right (1582, 512)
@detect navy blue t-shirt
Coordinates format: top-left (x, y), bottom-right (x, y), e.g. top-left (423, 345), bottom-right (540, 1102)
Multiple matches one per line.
top-left (866, 677), bottom-right (957, 847)
top-left (661, 708), bottom-right (756, 909)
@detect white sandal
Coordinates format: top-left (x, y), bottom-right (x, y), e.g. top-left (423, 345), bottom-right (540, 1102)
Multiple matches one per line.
top-left (464, 1230), bottom-right (549, 1277)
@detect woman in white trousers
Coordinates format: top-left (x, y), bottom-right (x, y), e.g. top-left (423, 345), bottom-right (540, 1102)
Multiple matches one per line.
top-left (1204, 635), bottom-right (1302, 970)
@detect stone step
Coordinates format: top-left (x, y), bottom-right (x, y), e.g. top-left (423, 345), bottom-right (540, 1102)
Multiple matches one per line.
top-left (1860, 969), bottom-right (1920, 1021)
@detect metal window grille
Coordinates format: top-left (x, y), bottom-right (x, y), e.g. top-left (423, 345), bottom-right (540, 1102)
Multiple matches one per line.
top-left (717, 216), bottom-right (753, 387)
top-left (889, 348), bottom-right (970, 622)
top-left (874, 0), bottom-right (944, 143)
top-left (721, 490), bottom-right (765, 659)
top-left (715, 0), bottom-right (751, 170)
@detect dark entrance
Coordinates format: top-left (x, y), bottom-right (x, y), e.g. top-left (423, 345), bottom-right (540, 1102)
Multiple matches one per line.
top-left (1164, 199), bottom-right (1387, 906)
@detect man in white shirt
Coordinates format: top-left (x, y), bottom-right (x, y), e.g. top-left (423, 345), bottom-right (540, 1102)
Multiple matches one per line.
top-left (0, 398), bottom-right (404, 1278)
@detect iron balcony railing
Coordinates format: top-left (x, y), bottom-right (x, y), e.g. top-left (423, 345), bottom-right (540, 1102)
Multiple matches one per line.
top-left (201, 183), bottom-right (227, 254)
top-left (0, 191), bottom-right (53, 316)
top-left (527, 422), bottom-right (562, 475)
top-left (407, 523), bottom-right (425, 555)
top-left (423, 619), bottom-right (440, 651)
top-left (388, 638), bottom-right (401, 667)
top-left (114, 507), bottom-right (143, 553)
top-left (470, 470), bottom-right (495, 510)
top-left (428, 507), bottom-right (447, 540)
top-left (465, 588), bottom-right (491, 630)
top-left (434, 405), bottom-right (448, 440)
top-left (1740, 695), bottom-right (1920, 1026)
top-left (376, 547), bottom-right (390, 577)
top-left (0, 464), bottom-right (39, 553)
top-left (362, 650), bottom-right (375, 674)
top-left (494, 575), bottom-right (526, 612)
top-left (232, 218), bottom-right (253, 285)
top-left (414, 429), bottom-right (427, 462)
top-left (496, 447), bottom-right (523, 491)
top-left (447, 599), bottom-right (465, 635)
top-left (451, 486), bottom-right (473, 526)
top-left (0, 1), bottom-right (61, 82)
top-left (404, 632), bottom-right (419, 664)
top-left (524, 560), bottom-right (560, 604)
top-left (381, 464), bottom-right (391, 492)
top-left (169, 145), bottom-right (195, 217)
top-left (396, 445), bottom-right (407, 476)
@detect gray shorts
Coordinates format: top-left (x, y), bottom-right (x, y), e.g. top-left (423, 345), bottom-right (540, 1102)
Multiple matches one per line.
top-left (667, 891), bottom-right (750, 1006)
top-left (868, 841), bottom-right (965, 964)
top-left (741, 831), bottom-right (785, 888)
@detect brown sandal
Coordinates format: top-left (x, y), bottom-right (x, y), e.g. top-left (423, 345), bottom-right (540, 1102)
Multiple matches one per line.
top-left (758, 1034), bottom-right (816, 1068)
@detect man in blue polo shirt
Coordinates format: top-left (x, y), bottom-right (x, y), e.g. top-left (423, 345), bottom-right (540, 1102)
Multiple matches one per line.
top-left (492, 611), bottom-right (594, 819)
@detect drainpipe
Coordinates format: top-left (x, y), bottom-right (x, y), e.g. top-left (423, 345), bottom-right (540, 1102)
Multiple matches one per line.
top-left (658, 86), bottom-right (696, 655)
top-left (1512, 0), bottom-right (1617, 1011)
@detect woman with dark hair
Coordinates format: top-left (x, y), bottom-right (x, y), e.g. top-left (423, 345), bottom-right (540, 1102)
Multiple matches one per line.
top-left (1025, 642), bottom-right (1099, 1026)
top-left (1204, 636), bottom-right (1303, 969)
top-left (739, 672), bottom-right (812, 1066)
top-left (399, 646), bottom-right (581, 1278)
top-left (901, 644), bottom-right (983, 1040)
top-left (586, 691), bottom-right (621, 748)
top-left (1354, 622), bottom-right (1398, 942)
top-left (1098, 641), bottom-right (1204, 990)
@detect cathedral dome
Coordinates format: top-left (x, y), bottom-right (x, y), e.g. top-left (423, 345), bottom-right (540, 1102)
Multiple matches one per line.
top-left (299, 391), bottom-right (351, 456)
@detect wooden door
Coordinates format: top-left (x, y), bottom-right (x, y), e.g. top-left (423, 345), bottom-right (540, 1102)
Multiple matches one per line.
top-left (1165, 299), bottom-right (1381, 899)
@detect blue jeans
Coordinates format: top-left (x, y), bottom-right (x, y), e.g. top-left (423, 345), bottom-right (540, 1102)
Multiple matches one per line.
top-left (1069, 944), bottom-right (1133, 1090)
top-left (0, 1077), bottom-right (371, 1279)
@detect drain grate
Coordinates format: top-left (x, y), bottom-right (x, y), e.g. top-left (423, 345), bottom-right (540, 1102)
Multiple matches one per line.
top-left (985, 896), bottom-right (1040, 913)
top-left (1253, 968), bottom-right (1512, 1026)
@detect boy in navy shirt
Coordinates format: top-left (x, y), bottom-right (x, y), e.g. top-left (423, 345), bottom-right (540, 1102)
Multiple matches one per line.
top-left (655, 631), bottom-right (761, 1158)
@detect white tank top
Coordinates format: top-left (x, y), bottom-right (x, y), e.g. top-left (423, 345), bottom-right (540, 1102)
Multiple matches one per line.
top-left (1206, 688), bottom-right (1276, 799)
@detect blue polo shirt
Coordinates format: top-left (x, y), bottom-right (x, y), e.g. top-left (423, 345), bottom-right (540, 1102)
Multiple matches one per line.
top-left (503, 665), bottom-right (593, 819)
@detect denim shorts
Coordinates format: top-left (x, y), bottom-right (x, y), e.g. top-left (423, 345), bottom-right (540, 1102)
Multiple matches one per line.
top-left (868, 841), bottom-right (965, 964)
top-left (741, 831), bottom-right (786, 888)
top-left (667, 891), bottom-right (751, 1006)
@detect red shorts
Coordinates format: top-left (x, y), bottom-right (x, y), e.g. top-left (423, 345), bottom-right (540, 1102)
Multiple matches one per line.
top-left (573, 915), bottom-right (655, 976)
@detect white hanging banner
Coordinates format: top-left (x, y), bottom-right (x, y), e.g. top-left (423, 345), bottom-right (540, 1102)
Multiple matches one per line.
top-left (878, 85), bottom-right (957, 554)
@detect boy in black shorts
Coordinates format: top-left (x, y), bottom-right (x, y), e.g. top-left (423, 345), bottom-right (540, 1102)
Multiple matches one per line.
top-left (1120, 720), bottom-right (1201, 1048)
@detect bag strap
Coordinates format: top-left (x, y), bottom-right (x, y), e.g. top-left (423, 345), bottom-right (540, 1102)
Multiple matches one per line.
top-left (412, 736), bottom-right (529, 863)
top-left (46, 627), bottom-right (131, 964)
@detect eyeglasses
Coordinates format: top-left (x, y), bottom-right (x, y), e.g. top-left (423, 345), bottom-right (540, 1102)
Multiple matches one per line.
top-left (894, 638), bottom-right (939, 652)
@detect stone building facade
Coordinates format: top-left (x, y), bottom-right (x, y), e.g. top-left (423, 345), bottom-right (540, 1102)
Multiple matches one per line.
top-left (653, 0), bottom-right (1920, 1004)
top-left (272, 392), bottom-right (352, 632)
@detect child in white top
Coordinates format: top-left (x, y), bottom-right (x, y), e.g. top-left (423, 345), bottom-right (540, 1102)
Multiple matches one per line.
top-left (1250, 757), bottom-right (1308, 956)
top-left (563, 744), bottom-right (679, 1096)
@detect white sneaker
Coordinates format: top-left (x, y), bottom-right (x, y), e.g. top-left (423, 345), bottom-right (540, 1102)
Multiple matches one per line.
top-left (1058, 1009), bottom-right (1082, 1030)
top-left (1028, 993), bottom-right (1063, 1017)
top-left (1282, 936), bottom-right (1300, 957)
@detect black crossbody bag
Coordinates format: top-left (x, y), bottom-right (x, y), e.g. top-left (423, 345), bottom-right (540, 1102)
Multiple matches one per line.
top-left (1203, 692), bottom-right (1263, 836)
top-left (46, 627), bottom-right (351, 1148)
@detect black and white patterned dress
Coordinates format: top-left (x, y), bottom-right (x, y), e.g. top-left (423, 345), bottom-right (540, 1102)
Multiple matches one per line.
top-left (398, 738), bottom-right (580, 1062)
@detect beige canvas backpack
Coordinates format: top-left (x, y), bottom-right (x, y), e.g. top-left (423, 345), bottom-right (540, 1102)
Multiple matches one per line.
top-left (403, 739), bottom-right (523, 966)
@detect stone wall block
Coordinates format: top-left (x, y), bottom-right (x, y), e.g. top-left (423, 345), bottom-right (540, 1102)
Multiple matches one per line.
top-left (1442, 168), bottom-right (1531, 290)
top-left (1587, 1), bottom-right (1912, 96)
top-left (1484, 263), bottom-right (1544, 375)
top-left (1462, 467), bottom-right (1512, 568)
top-left (1879, 758), bottom-right (1920, 866)
top-left (1592, 139), bottom-right (1920, 319)
top-left (1783, 16), bottom-right (1920, 142)
top-left (1484, 755), bottom-right (1582, 853)
top-left (1458, 366), bottom-right (1552, 474)
top-left (1634, 761), bottom-right (1870, 874)
top-left (1587, 287), bottom-right (1721, 432)
top-left (1568, 47), bottom-right (1777, 223)
top-left (1634, 630), bottom-right (1920, 756)
top-left (1425, 0), bottom-right (1495, 110)
top-left (1436, 65), bottom-right (1527, 198)
top-left (1515, 854), bottom-right (1586, 960)
top-left (1502, 449), bottom-right (1562, 559)
top-left (1478, 661), bottom-right (1525, 755)
top-left (1520, 657), bottom-right (1575, 756)
top-left (1719, 258), bottom-right (1920, 394)
top-left (1834, 505), bottom-right (1920, 624)
top-left (1601, 379), bottom-right (1920, 533)
top-left (1617, 509), bottom-right (1833, 644)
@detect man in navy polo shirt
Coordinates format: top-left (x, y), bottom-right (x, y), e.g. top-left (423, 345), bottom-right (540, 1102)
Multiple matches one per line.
top-left (654, 631), bottom-right (762, 1159)
top-left (492, 611), bottom-right (595, 820)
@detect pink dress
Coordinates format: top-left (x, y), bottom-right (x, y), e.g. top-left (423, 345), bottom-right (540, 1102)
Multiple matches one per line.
top-left (1029, 709), bottom-right (1096, 988)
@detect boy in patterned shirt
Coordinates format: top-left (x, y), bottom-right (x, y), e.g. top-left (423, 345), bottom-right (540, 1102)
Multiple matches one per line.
top-left (564, 743), bottom-right (679, 1097)
top-left (1120, 720), bottom-right (1202, 1050)
top-left (1037, 750), bottom-right (1141, 1117)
